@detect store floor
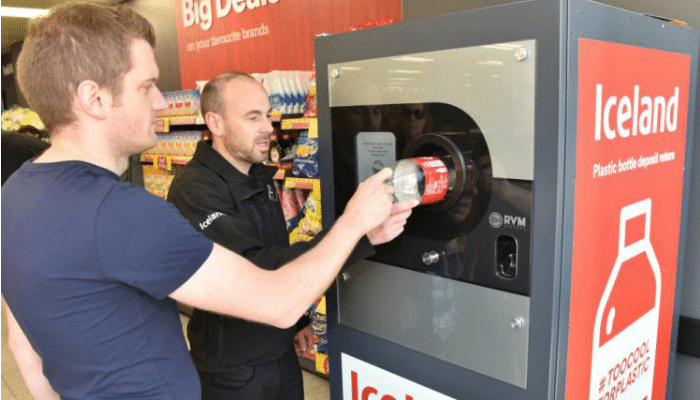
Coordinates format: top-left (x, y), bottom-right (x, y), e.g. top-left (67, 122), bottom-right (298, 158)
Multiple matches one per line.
top-left (1, 299), bottom-right (330, 400)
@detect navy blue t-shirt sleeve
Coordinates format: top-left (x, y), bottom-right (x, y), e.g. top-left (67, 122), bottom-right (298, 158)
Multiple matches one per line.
top-left (95, 184), bottom-right (214, 299)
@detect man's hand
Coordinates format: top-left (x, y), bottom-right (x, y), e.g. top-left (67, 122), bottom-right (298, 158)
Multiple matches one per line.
top-left (367, 200), bottom-right (417, 245)
top-left (340, 168), bottom-right (395, 236)
top-left (294, 325), bottom-right (315, 354)
top-left (5, 305), bottom-right (60, 399)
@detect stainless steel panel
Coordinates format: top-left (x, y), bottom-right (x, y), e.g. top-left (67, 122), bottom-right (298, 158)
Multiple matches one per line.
top-left (338, 259), bottom-right (530, 388)
top-left (328, 40), bottom-right (536, 181)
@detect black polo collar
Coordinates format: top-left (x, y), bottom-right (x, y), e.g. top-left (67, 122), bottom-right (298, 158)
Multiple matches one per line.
top-left (192, 140), bottom-right (278, 199)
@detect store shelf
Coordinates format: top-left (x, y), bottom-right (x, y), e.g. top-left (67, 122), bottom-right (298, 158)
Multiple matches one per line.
top-left (281, 117), bottom-right (317, 138)
top-left (299, 356), bottom-right (329, 378)
top-left (281, 117), bottom-right (312, 129)
top-left (284, 177), bottom-right (318, 190)
top-left (297, 294), bottom-right (329, 378)
top-left (154, 114), bottom-right (309, 132)
top-left (140, 153), bottom-right (192, 171)
top-left (270, 112), bottom-right (304, 122)
top-left (155, 115), bottom-right (205, 132)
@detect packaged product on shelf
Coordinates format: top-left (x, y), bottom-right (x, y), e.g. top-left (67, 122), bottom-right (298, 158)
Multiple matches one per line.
top-left (279, 71), bottom-right (295, 114)
top-left (182, 132), bottom-right (192, 156)
top-left (183, 89), bottom-right (200, 116)
top-left (269, 132), bottom-right (282, 163)
top-left (300, 196), bottom-right (322, 236)
top-left (284, 72), bottom-right (297, 114)
top-left (162, 133), bottom-right (171, 155)
top-left (280, 185), bottom-right (302, 230)
top-left (161, 134), bottom-right (171, 155)
top-left (1, 106), bottom-right (43, 131)
top-left (258, 70), bottom-right (314, 115)
top-left (170, 132), bottom-right (179, 156)
top-left (195, 90), bottom-right (201, 114)
top-left (161, 133), bottom-right (173, 154)
top-left (163, 91), bottom-right (175, 117)
top-left (156, 89), bottom-right (202, 118)
top-left (274, 70), bottom-right (287, 114)
top-left (143, 174), bottom-right (154, 194)
top-left (293, 188), bottom-right (307, 211)
top-left (183, 91), bottom-right (193, 113)
top-left (267, 71), bottom-right (287, 114)
top-left (264, 71), bottom-right (284, 114)
top-left (292, 71), bottom-right (307, 114)
top-left (292, 71), bottom-right (308, 113)
top-left (181, 132), bottom-right (188, 156)
top-left (191, 131), bottom-right (198, 155)
top-left (191, 131), bottom-right (203, 154)
top-left (174, 90), bottom-right (183, 109)
top-left (292, 130), bottom-right (319, 178)
top-left (304, 69), bottom-right (317, 117)
top-left (289, 181), bottom-right (322, 243)
top-left (192, 131), bottom-right (202, 154)
top-left (298, 216), bottom-right (322, 238)
top-left (310, 296), bottom-right (328, 355)
top-left (184, 133), bottom-right (190, 156)
top-left (143, 173), bottom-right (170, 199)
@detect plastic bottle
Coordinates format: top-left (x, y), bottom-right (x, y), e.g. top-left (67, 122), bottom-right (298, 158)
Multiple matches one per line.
top-left (266, 71), bottom-right (284, 114)
top-left (389, 156), bottom-right (452, 204)
top-left (293, 71), bottom-right (307, 113)
top-left (290, 71), bottom-right (306, 113)
top-left (278, 71), bottom-right (293, 114)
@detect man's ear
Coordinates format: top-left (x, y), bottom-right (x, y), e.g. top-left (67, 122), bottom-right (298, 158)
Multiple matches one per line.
top-left (205, 112), bottom-right (223, 136)
top-left (75, 80), bottom-right (111, 119)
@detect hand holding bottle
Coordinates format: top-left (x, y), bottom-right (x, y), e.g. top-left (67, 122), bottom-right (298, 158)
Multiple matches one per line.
top-left (367, 199), bottom-right (417, 245)
top-left (340, 168), bottom-right (396, 237)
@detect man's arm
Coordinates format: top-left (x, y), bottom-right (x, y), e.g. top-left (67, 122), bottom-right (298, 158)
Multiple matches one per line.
top-left (5, 304), bottom-right (60, 399)
top-left (169, 164), bottom-right (415, 269)
top-left (170, 168), bottom-right (398, 328)
top-left (167, 167), bottom-right (316, 269)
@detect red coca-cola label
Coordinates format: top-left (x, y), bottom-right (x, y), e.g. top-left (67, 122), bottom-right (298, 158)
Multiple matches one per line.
top-left (412, 156), bottom-right (449, 204)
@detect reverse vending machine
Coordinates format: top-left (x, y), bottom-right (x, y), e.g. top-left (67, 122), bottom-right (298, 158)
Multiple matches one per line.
top-left (316, 1), bottom-right (698, 399)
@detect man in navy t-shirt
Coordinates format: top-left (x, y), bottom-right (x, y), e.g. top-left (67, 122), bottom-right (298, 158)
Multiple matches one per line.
top-left (1, 3), bottom-right (412, 399)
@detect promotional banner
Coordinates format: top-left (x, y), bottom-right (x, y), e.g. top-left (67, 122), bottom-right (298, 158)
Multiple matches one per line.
top-left (341, 353), bottom-right (455, 400)
top-left (174, 0), bottom-right (402, 90)
top-left (565, 38), bottom-right (691, 400)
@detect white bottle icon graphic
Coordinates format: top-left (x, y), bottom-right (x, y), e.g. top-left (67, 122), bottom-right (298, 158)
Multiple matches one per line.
top-left (589, 198), bottom-right (660, 400)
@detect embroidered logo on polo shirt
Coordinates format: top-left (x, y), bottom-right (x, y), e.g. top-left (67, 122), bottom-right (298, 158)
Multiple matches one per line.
top-left (199, 212), bottom-right (225, 230)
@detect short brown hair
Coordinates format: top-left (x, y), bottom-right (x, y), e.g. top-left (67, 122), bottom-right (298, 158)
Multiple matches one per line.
top-left (16, 2), bottom-right (155, 132)
top-left (200, 71), bottom-right (257, 119)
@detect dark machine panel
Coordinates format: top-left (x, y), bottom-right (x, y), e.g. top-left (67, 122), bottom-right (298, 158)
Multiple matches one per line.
top-left (328, 40), bottom-right (536, 388)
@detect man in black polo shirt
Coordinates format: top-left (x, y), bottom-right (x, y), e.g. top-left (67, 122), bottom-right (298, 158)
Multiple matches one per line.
top-left (167, 71), bottom-right (414, 400)
top-left (2, 131), bottom-right (49, 185)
